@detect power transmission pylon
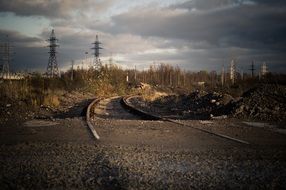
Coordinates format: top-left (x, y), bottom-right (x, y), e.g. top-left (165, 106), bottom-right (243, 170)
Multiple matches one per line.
top-left (109, 53), bottom-right (113, 65)
top-left (221, 64), bottom-right (225, 86)
top-left (46, 29), bottom-right (59, 78)
top-left (249, 60), bottom-right (255, 77)
top-left (134, 65), bottom-right (137, 82)
top-left (91, 35), bottom-right (103, 70)
top-left (0, 35), bottom-right (13, 79)
top-left (71, 60), bottom-right (74, 81)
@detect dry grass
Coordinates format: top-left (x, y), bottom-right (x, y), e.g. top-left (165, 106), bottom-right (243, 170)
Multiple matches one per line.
top-left (141, 88), bottom-right (168, 101)
top-left (43, 94), bottom-right (60, 107)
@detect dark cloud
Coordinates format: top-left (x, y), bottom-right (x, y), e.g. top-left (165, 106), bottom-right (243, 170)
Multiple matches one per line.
top-left (107, 2), bottom-right (286, 50)
top-left (0, 0), bottom-right (114, 18)
top-left (0, 29), bottom-right (42, 46)
top-left (91, 0), bottom-right (286, 72)
top-left (13, 46), bottom-right (47, 72)
top-left (172, 0), bottom-right (244, 10)
top-left (0, 29), bottom-right (48, 71)
top-left (0, 0), bottom-right (65, 18)
top-left (0, 29), bottom-right (81, 72)
top-left (1, 0), bottom-right (286, 73)
top-left (252, 0), bottom-right (286, 6)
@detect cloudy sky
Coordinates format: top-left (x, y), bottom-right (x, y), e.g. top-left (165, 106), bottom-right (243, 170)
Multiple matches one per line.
top-left (0, 0), bottom-right (285, 73)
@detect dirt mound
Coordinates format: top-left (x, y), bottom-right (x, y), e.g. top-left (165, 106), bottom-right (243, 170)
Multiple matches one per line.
top-left (139, 91), bottom-right (235, 119)
top-left (232, 84), bottom-right (286, 121)
top-left (133, 84), bottom-right (286, 122)
top-left (0, 99), bottom-right (36, 126)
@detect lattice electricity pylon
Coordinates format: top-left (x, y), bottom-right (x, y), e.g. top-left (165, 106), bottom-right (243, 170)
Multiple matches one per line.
top-left (91, 35), bottom-right (103, 70)
top-left (221, 64), bottom-right (225, 86)
top-left (46, 29), bottom-right (59, 78)
top-left (0, 36), bottom-right (13, 78)
top-left (249, 60), bottom-right (256, 77)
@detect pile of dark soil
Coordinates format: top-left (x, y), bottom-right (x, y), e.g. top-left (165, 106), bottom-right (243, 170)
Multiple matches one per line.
top-left (232, 84), bottom-right (286, 121)
top-left (136, 91), bottom-right (235, 120)
top-left (0, 98), bottom-right (36, 126)
top-left (134, 84), bottom-right (286, 122)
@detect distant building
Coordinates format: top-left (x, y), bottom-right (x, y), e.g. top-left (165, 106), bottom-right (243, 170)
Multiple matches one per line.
top-left (0, 73), bottom-right (24, 80)
top-left (229, 59), bottom-right (236, 84)
top-left (260, 62), bottom-right (268, 76)
top-left (197, 81), bottom-right (205, 86)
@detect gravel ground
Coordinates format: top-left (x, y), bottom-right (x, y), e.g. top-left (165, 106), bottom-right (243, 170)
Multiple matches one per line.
top-left (90, 97), bottom-right (286, 189)
top-left (1, 142), bottom-right (285, 189)
top-left (0, 96), bottom-right (286, 189)
top-left (233, 84), bottom-right (286, 121)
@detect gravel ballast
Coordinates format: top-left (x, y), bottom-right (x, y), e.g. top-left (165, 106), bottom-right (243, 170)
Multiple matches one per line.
top-left (1, 95), bottom-right (286, 189)
top-left (0, 142), bottom-right (285, 189)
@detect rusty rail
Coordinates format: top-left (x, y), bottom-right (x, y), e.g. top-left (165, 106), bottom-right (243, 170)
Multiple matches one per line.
top-left (86, 98), bottom-right (101, 140)
top-left (122, 96), bottom-right (250, 145)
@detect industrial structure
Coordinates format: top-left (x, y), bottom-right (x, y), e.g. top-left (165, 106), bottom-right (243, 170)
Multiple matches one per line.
top-left (229, 59), bottom-right (236, 84)
top-left (91, 35), bottom-right (103, 70)
top-left (249, 61), bottom-right (256, 77)
top-left (0, 36), bottom-right (12, 79)
top-left (221, 64), bottom-right (225, 86)
top-left (46, 29), bottom-right (59, 78)
top-left (260, 62), bottom-right (268, 77)
top-left (109, 53), bottom-right (113, 65)
top-left (71, 60), bottom-right (74, 81)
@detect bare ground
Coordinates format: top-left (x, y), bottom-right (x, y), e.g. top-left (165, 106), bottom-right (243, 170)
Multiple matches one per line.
top-left (0, 95), bottom-right (286, 189)
top-left (90, 97), bottom-right (286, 189)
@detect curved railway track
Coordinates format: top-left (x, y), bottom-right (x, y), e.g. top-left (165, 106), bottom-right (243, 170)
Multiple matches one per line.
top-left (92, 96), bottom-right (142, 120)
top-left (84, 96), bottom-right (286, 189)
top-left (87, 96), bottom-right (250, 145)
top-left (1, 95), bottom-right (285, 189)
top-left (122, 96), bottom-right (250, 145)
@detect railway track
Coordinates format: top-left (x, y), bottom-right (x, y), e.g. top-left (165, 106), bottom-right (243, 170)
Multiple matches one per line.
top-left (92, 96), bottom-right (142, 120)
top-left (86, 96), bottom-right (143, 140)
top-left (87, 96), bottom-right (250, 145)
top-left (1, 96), bottom-right (284, 189)
top-left (122, 96), bottom-right (250, 145)
top-left (86, 98), bottom-right (101, 140)
top-left (84, 96), bottom-right (285, 189)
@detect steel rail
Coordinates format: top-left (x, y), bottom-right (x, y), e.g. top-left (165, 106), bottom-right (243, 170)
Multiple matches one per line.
top-left (86, 98), bottom-right (101, 140)
top-left (122, 96), bottom-right (250, 145)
